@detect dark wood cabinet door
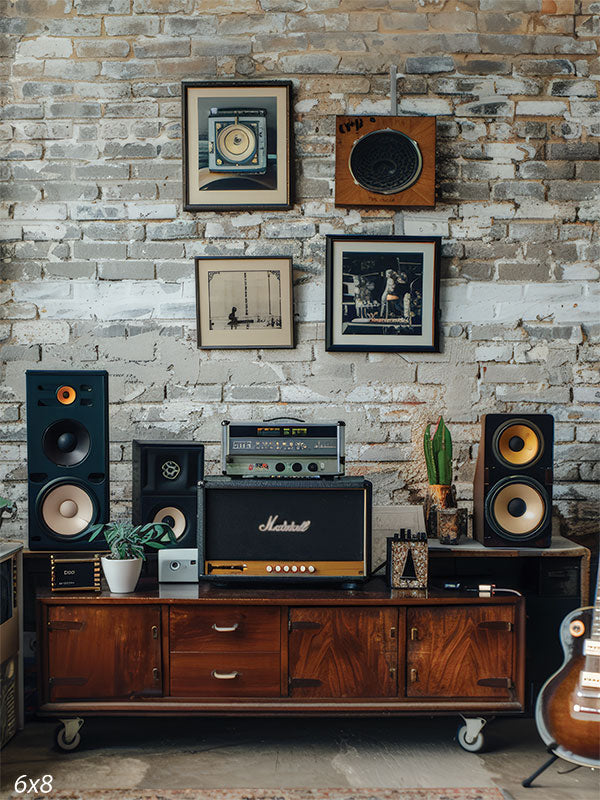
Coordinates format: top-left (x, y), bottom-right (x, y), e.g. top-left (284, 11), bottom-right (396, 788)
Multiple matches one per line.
top-left (47, 605), bottom-right (162, 701)
top-left (288, 607), bottom-right (398, 698)
top-left (406, 605), bottom-right (516, 699)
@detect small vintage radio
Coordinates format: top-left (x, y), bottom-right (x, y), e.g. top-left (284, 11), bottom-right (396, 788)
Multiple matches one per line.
top-left (50, 554), bottom-right (101, 592)
top-left (221, 419), bottom-right (345, 478)
top-left (208, 107), bottom-right (267, 174)
top-left (198, 477), bottom-right (371, 584)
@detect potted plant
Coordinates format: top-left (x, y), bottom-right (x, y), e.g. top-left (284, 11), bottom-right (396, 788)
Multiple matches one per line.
top-left (0, 497), bottom-right (17, 531)
top-left (424, 417), bottom-right (467, 543)
top-left (424, 416), bottom-right (455, 510)
top-left (88, 521), bottom-right (176, 594)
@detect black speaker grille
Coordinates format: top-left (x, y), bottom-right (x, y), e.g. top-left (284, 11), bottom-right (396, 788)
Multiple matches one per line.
top-left (200, 479), bottom-right (369, 563)
top-left (349, 129), bottom-right (422, 195)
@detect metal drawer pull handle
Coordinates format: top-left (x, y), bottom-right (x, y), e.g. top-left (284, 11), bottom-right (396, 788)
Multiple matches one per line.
top-left (212, 623), bottom-right (239, 632)
top-left (211, 670), bottom-right (239, 680)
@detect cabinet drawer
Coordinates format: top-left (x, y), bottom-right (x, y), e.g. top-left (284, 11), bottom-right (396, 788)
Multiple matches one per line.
top-left (170, 606), bottom-right (280, 653)
top-left (170, 652), bottom-right (280, 697)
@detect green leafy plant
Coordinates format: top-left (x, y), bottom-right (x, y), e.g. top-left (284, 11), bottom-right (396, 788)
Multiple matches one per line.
top-left (88, 521), bottom-right (176, 561)
top-left (0, 497), bottom-right (17, 527)
top-left (424, 417), bottom-right (453, 486)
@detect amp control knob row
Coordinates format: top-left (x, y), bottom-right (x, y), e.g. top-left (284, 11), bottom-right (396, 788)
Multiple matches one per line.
top-left (265, 564), bottom-right (316, 574)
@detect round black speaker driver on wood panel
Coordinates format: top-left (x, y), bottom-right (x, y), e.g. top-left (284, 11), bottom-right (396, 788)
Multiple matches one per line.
top-left (349, 129), bottom-right (423, 195)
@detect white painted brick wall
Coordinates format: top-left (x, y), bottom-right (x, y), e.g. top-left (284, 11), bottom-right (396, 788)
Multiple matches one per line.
top-left (1, 0), bottom-right (599, 545)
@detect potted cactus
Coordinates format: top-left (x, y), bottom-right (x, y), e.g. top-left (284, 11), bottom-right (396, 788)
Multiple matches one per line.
top-left (424, 416), bottom-right (455, 510)
top-left (424, 417), bottom-right (464, 542)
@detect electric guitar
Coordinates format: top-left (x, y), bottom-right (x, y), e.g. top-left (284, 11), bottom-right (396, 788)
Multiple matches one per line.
top-left (535, 553), bottom-right (600, 767)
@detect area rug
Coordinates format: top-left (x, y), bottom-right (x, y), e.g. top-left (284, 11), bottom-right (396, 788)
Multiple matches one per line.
top-left (16, 789), bottom-right (510, 800)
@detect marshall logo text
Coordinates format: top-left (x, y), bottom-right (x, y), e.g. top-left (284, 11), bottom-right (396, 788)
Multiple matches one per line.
top-left (258, 515), bottom-right (311, 533)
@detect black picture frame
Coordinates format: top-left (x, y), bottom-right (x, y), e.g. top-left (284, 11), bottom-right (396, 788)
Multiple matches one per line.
top-left (325, 234), bottom-right (441, 353)
top-left (195, 256), bottom-right (295, 350)
top-left (182, 80), bottom-right (293, 212)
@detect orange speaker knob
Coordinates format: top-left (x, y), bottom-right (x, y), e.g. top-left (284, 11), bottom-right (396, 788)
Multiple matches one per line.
top-left (57, 385), bottom-right (76, 405)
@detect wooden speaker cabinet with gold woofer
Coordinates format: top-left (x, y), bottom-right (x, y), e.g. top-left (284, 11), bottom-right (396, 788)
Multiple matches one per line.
top-left (335, 115), bottom-right (436, 208)
top-left (474, 413), bottom-right (554, 548)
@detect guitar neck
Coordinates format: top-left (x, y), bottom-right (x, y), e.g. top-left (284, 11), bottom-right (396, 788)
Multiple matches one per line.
top-left (583, 554), bottom-right (600, 675)
top-left (593, 569), bottom-right (600, 642)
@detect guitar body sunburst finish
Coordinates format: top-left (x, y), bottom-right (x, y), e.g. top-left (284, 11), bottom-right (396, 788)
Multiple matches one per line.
top-left (536, 607), bottom-right (600, 767)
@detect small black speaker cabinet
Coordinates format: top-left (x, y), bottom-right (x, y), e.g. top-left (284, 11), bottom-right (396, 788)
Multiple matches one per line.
top-left (198, 477), bottom-right (371, 584)
top-left (132, 440), bottom-right (204, 548)
top-left (473, 413), bottom-right (554, 548)
top-left (26, 370), bottom-right (109, 551)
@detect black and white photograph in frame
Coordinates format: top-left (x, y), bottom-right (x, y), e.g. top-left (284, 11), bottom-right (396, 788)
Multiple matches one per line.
top-left (195, 257), bottom-right (294, 349)
top-left (183, 80), bottom-right (293, 211)
top-left (325, 235), bottom-right (441, 352)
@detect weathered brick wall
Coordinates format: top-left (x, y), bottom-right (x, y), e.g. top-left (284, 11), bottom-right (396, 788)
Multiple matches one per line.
top-left (1, 0), bottom-right (599, 547)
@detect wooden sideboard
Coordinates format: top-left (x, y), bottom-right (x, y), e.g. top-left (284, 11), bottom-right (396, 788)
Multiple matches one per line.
top-left (37, 582), bottom-right (525, 722)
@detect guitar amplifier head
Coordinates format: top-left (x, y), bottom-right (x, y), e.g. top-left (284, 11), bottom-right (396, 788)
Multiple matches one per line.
top-left (198, 477), bottom-right (371, 584)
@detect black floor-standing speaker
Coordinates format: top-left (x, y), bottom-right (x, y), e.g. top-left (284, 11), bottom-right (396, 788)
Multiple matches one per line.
top-left (132, 441), bottom-right (204, 548)
top-left (26, 370), bottom-right (109, 551)
top-left (473, 413), bottom-right (554, 548)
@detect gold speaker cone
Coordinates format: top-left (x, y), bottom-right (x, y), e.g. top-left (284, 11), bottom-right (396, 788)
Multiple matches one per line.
top-left (217, 123), bottom-right (255, 161)
top-left (41, 484), bottom-right (94, 536)
top-left (497, 423), bottom-right (541, 466)
top-left (492, 482), bottom-right (546, 535)
top-left (153, 506), bottom-right (186, 540)
top-left (57, 385), bottom-right (76, 405)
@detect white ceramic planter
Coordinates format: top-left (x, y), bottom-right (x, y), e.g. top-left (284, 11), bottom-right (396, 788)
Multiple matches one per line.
top-left (101, 556), bottom-right (143, 594)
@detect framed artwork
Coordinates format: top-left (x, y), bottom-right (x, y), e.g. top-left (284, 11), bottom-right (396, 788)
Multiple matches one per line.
top-left (325, 234), bottom-right (441, 353)
top-left (182, 80), bottom-right (293, 211)
top-left (195, 256), bottom-right (294, 349)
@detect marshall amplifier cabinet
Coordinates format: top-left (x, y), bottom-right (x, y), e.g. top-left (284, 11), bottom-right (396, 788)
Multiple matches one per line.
top-left (221, 419), bottom-right (345, 478)
top-left (198, 477), bottom-right (371, 584)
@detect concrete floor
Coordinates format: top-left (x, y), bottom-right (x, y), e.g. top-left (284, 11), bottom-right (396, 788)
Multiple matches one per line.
top-left (1, 717), bottom-right (597, 800)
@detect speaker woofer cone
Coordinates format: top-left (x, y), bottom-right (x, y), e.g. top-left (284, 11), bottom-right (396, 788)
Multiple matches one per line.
top-left (42, 419), bottom-right (91, 467)
top-left (493, 419), bottom-right (543, 468)
top-left (217, 123), bottom-right (256, 162)
top-left (349, 129), bottom-right (423, 195)
top-left (153, 506), bottom-right (186, 540)
top-left (38, 481), bottom-right (97, 537)
top-left (485, 476), bottom-right (549, 541)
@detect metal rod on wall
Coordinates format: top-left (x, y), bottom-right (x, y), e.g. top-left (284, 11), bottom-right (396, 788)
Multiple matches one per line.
top-left (390, 65), bottom-right (397, 116)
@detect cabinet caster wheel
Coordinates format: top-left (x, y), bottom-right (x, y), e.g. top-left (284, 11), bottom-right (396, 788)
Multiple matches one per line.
top-left (54, 718), bottom-right (83, 752)
top-left (457, 724), bottom-right (485, 753)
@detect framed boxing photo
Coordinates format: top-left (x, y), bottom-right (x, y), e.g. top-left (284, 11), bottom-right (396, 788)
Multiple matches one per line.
top-left (325, 234), bottom-right (441, 353)
top-left (182, 80), bottom-right (293, 211)
top-left (195, 256), bottom-right (294, 349)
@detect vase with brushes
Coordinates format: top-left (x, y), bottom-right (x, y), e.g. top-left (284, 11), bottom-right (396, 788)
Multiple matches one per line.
top-left (423, 417), bottom-right (465, 543)
top-left (88, 521), bottom-right (176, 593)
